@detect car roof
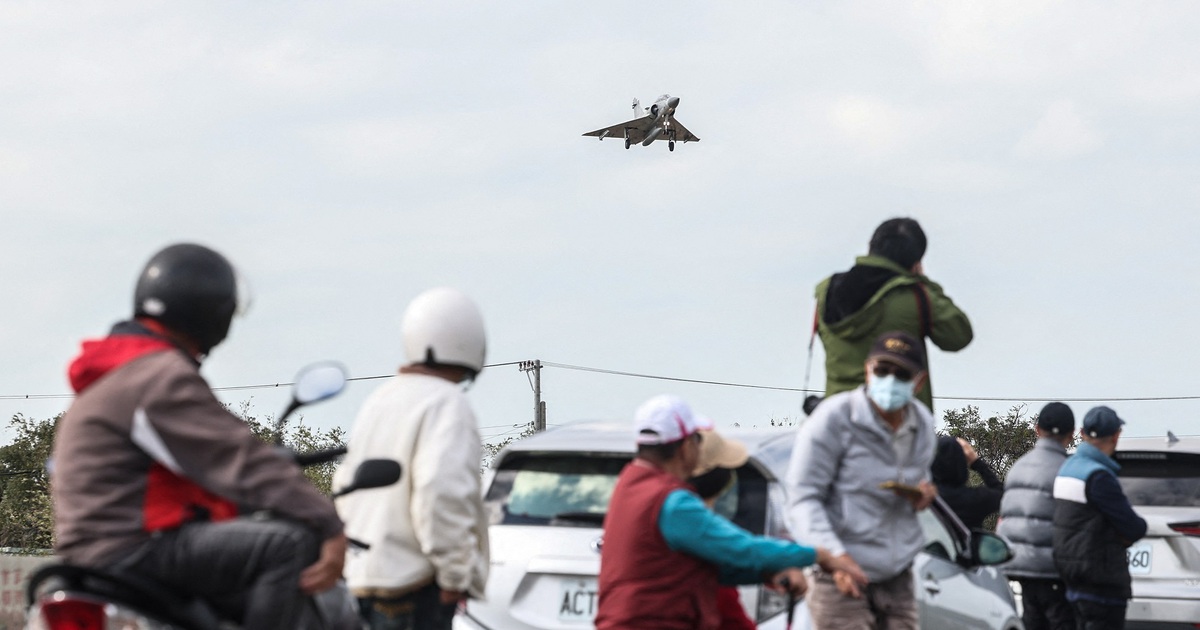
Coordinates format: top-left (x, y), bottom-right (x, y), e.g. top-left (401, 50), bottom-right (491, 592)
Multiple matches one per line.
top-left (494, 418), bottom-right (797, 477)
top-left (1118, 434), bottom-right (1200, 454)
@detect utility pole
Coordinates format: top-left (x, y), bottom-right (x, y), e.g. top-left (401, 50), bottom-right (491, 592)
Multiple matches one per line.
top-left (519, 360), bottom-right (546, 432)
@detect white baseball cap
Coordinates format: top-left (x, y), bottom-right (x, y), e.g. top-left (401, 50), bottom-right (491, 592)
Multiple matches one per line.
top-left (635, 394), bottom-right (701, 445)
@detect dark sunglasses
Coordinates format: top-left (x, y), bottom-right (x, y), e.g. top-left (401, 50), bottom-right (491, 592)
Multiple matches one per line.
top-left (871, 362), bottom-right (914, 382)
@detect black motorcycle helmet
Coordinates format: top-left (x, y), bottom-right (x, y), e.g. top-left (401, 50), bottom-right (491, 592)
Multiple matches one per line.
top-left (133, 243), bottom-right (244, 354)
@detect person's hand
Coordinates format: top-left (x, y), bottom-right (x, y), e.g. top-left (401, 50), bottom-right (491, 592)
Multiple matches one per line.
top-left (439, 589), bottom-right (467, 605)
top-left (911, 480), bottom-right (937, 511)
top-left (832, 569), bottom-right (864, 599)
top-left (299, 533), bottom-right (347, 594)
top-left (957, 437), bottom-right (979, 466)
top-left (769, 568), bottom-right (808, 598)
top-left (818, 551), bottom-right (868, 591)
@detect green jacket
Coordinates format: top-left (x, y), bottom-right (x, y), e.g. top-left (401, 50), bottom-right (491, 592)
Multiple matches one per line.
top-left (814, 255), bottom-right (972, 409)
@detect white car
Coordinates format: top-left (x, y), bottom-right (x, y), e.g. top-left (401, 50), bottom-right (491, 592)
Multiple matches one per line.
top-left (455, 420), bottom-right (1022, 630)
top-left (1115, 434), bottom-right (1200, 629)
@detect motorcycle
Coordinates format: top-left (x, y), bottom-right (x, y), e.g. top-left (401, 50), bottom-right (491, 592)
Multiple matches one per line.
top-left (24, 362), bottom-right (398, 630)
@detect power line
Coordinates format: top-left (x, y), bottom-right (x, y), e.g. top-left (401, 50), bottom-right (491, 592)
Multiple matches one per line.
top-left (540, 361), bottom-right (1200, 404)
top-left (542, 361), bottom-right (812, 393)
top-left (0, 361), bottom-right (527, 401)
top-left (2, 359), bottom-right (1199, 404)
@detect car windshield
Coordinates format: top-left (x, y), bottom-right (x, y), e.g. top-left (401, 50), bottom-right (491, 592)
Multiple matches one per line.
top-left (484, 451), bottom-right (767, 531)
top-left (485, 454), bottom-right (630, 526)
top-left (1116, 451), bottom-right (1200, 507)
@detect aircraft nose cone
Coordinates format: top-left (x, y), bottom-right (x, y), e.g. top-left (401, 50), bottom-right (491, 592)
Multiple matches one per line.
top-left (669, 96), bottom-right (680, 108)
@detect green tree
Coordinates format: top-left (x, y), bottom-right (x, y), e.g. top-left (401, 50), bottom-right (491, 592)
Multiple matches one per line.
top-left (0, 414), bottom-right (57, 549)
top-left (227, 401), bottom-right (346, 495)
top-left (940, 404), bottom-right (1038, 479)
top-left (481, 421), bottom-right (536, 472)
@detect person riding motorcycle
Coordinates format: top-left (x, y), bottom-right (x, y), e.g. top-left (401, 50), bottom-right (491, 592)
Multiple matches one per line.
top-left (51, 243), bottom-right (349, 630)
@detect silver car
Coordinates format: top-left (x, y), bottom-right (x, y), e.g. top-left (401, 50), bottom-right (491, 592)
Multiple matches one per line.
top-left (1114, 435), bottom-right (1200, 629)
top-left (455, 420), bottom-right (1022, 630)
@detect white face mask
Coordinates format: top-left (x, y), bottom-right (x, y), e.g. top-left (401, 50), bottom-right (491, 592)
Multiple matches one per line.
top-left (867, 374), bottom-right (916, 412)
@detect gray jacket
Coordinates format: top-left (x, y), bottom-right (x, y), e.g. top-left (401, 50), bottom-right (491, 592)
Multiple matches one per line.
top-left (996, 437), bottom-right (1068, 579)
top-left (785, 387), bottom-right (936, 582)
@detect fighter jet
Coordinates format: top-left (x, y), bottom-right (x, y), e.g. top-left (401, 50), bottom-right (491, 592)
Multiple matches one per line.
top-left (583, 94), bottom-right (699, 151)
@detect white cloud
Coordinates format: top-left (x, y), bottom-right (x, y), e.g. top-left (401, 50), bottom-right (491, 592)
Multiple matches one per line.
top-left (827, 96), bottom-right (921, 158)
top-left (1014, 100), bottom-right (1104, 160)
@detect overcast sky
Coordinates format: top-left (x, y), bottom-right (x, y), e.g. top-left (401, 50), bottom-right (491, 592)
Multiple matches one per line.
top-left (3, 2), bottom-right (1199, 445)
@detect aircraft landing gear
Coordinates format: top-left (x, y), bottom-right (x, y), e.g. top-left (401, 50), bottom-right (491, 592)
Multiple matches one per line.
top-left (625, 138), bottom-right (631, 149)
top-left (668, 141), bottom-right (675, 152)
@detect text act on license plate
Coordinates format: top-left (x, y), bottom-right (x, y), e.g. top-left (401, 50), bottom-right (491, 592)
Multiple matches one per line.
top-left (559, 577), bottom-right (598, 622)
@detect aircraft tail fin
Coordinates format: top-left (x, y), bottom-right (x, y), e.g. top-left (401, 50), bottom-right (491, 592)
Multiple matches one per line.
top-left (632, 98), bottom-right (640, 114)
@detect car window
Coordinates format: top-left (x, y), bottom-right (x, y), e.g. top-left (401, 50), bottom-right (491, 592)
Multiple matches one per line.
top-left (484, 452), bottom-right (769, 532)
top-left (918, 508), bottom-right (959, 561)
top-left (485, 454), bottom-right (629, 526)
top-left (1117, 451), bottom-right (1200, 507)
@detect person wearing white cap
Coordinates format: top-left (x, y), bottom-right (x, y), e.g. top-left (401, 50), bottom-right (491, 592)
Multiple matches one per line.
top-left (595, 395), bottom-right (864, 630)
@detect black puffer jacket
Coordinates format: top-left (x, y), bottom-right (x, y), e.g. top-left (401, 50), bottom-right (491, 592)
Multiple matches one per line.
top-left (931, 436), bottom-right (1004, 530)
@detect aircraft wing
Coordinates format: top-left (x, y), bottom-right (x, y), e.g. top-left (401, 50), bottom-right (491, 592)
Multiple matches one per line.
top-left (666, 117), bottom-right (700, 143)
top-left (582, 116), bottom-right (653, 143)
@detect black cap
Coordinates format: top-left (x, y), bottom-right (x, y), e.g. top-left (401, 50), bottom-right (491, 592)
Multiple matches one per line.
top-left (1083, 406), bottom-right (1126, 438)
top-left (866, 331), bottom-right (926, 373)
top-left (1036, 402), bottom-right (1075, 436)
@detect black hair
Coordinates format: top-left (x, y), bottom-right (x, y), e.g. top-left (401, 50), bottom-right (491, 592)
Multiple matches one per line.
top-left (689, 467), bottom-right (734, 500)
top-left (637, 438), bottom-right (683, 462)
top-left (868, 218), bottom-right (926, 269)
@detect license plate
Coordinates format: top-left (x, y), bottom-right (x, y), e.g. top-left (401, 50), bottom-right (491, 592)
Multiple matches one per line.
top-left (1127, 540), bottom-right (1153, 576)
top-left (558, 577), bottom-right (598, 622)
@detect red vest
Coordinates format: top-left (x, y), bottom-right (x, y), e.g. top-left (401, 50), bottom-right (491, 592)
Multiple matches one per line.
top-left (596, 460), bottom-right (720, 630)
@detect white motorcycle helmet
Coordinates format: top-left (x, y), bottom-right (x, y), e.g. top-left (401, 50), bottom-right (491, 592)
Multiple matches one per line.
top-left (402, 287), bottom-right (487, 377)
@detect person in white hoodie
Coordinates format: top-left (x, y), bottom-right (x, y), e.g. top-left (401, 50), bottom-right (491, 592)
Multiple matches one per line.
top-left (334, 287), bottom-right (489, 630)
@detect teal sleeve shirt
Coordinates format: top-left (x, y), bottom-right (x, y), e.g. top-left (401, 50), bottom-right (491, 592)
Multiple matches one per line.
top-left (658, 489), bottom-right (818, 585)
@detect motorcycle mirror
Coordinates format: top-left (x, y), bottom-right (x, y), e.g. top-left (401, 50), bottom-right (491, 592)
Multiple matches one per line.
top-left (293, 362), bottom-right (349, 405)
top-left (275, 362), bottom-right (349, 445)
top-left (332, 459), bottom-right (402, 499)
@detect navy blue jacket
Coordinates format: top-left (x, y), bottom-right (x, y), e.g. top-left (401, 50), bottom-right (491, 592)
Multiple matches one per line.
top-left (1052, 442), bottom-right (1147, 602)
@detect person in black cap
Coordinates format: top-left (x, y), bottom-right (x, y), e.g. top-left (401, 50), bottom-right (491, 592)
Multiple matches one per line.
top-left (786, 330), bottom-right (937, 630)
top-left (1052, 406), bottom-right (1147, 630)
top-left (996, 402), bottom-right (1078, 630)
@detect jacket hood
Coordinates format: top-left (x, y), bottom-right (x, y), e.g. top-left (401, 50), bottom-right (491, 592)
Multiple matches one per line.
top-left (931, 435), bottom-right (969, 487)
top-left (68, 321), bottom-right (178, 393)
top-left (817, 255), bottom-right (922, 339)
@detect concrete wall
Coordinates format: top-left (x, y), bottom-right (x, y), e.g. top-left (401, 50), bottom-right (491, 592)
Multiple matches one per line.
top-left (0, 554), bottom-right (56, 630)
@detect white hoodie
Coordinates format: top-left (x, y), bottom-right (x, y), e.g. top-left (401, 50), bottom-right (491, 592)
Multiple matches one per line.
top-left (335, 373), bottom-right (489, 596)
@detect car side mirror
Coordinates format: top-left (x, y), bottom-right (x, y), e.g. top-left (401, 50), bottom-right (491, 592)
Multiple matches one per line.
top-left (962, 530), bottom-right (1013, 567)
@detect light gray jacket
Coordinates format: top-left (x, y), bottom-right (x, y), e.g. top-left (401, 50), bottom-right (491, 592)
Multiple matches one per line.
top-left (785, 387), bottom-right (936, 582)
top-left (996, 437), bottom-right (1068, 579)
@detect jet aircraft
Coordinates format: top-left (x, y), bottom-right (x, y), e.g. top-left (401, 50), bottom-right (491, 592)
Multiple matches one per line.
top-left (583, 94), bottom-right (699, 151)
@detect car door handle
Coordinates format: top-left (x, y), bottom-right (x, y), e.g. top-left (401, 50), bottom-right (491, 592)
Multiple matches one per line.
top-left (923, 575), bottom-right (941, 595)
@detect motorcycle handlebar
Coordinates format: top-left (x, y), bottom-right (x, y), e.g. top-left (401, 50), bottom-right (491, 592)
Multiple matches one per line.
top-left (292, 445), bottom-right (348, 467)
